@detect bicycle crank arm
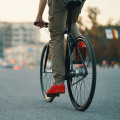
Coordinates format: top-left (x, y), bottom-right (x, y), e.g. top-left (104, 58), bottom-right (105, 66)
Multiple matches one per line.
top-left (67, 69), bottom-right (88, 78)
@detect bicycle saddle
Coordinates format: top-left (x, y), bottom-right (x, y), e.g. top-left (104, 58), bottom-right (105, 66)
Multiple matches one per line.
top-left (66, 0), bottom-right (82, 9)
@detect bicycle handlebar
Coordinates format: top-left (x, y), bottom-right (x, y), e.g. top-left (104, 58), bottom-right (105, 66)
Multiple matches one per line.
top-left (34, 22), bottom-right (49, 28)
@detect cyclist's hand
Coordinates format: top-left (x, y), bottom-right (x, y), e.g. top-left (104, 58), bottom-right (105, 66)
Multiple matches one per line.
top-left (34, 18), bottom-right (45, 28)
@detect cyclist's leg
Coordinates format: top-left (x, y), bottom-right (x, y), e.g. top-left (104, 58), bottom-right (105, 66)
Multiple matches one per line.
top-left (48, 0), bottom-right (68, 84)
top-left (70, 0), bottom-right (86, 37)
top-left (68, 0), bottom-right (86, 61)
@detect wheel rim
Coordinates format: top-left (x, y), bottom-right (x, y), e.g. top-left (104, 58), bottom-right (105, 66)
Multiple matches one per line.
top-left (40, 45), bottom-right (54, 101)
top-left (68, 37), bottom-right (96, 109)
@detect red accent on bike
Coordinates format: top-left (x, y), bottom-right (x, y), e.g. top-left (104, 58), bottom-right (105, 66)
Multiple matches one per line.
top-left (46, 83), bottom-right (65, 95)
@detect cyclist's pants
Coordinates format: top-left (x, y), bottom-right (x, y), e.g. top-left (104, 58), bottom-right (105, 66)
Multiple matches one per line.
top-left (48, 0), bottom-right (86, 83)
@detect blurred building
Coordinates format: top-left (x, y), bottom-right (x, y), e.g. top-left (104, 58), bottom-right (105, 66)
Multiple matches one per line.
top-left (4, 43), bottom-right (45, 67)
top-left (10, 22), bottom-right (40, 47)
top-left (0, 22), bottom-right (40, 58)
top-left (0, 22), bottom-right (11, 57)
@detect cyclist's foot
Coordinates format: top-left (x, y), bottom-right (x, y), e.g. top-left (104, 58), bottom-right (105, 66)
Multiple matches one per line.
top-left (75, 41), bottom-right (87, 60)
top-left (80, 41), bottom-right (86, 60)
top-left (78, 63), bottom-right (87, 68)
top-left (46, 83), bottom-right (65, 95)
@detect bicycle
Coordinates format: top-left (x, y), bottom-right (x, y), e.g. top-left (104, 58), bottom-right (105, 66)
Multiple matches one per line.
top-left (34, 0), bottom-right (96, 111)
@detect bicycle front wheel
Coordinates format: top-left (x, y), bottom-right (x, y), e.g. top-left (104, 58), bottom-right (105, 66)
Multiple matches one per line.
top-left (67, 35), bottom-right (96, 111)
top-left (40, 43), bottom-right (54, 102)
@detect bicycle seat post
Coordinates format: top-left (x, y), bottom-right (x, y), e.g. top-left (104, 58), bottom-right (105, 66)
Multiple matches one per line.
top-left (67, 8), bottom-right (73, 33)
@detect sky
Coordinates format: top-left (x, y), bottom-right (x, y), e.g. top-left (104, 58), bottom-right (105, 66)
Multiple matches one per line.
top-left (0, 0), bottom-right (120, 25)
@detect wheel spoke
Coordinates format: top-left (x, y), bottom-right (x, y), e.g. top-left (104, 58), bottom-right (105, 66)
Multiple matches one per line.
top-left (67, 37), bottom-right (96, 110)
top-left (40, 45), bottom-right (54, 102)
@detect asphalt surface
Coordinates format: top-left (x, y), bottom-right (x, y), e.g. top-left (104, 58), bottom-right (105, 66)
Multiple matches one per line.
top-left (0, 67), bottom-right (120, 120)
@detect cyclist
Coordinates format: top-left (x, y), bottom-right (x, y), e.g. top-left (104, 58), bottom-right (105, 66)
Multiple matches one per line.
top-left (35, 0), bottom-right (86, 95)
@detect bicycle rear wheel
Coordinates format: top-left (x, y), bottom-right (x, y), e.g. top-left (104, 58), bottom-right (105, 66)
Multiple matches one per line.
top-left (40, 43), bottom-right (54, 102)
top-left (67, 35), bottom-right (96, 111)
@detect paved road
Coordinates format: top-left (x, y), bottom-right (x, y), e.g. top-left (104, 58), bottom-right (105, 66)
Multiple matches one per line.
top-left (0, 67), bottom-right (120, 120)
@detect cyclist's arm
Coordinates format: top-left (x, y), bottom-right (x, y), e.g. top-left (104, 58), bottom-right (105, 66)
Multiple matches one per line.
top-left (35, 0), bottom-right (47, 27)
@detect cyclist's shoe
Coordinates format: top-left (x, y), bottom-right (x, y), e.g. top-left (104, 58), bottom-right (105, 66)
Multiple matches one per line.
top-left (46, 83), bottom-right (65, 95)
top-left (78, 63), bottom-right (87, 68)
top-left (75, 41), bottom-right (87, 60)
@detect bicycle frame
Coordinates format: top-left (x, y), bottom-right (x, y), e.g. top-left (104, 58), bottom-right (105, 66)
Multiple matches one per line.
top-left (65, 8), bottom-right (88, 79)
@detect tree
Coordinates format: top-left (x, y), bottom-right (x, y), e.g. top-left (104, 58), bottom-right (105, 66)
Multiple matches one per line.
top-left (77, 6), bottom-right (103, 63)
top-left (87, 6), bottom-right (100, 27)
top-left (77, 6), bottom-right (120, 64)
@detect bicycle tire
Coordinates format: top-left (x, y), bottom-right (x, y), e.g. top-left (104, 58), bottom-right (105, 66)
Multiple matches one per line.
top-left (67, 35), bottom-right (96, 111)
top-left (40, 43), bottom-right (54, 102)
